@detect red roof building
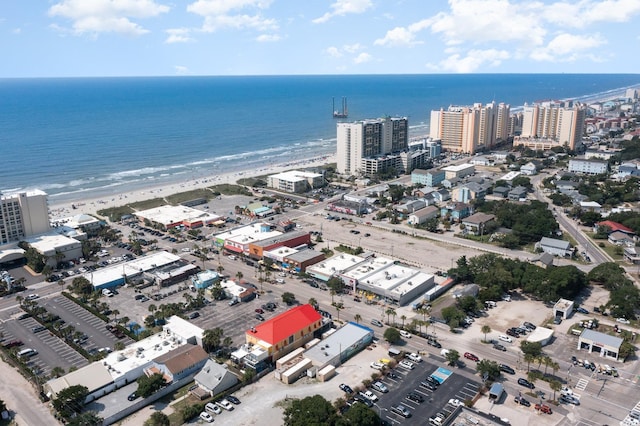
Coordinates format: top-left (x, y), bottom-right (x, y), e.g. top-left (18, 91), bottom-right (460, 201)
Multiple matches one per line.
top-left (246, 304), bottom-right (322, 361)
top-left (597, 221), bottom-right (635, 235)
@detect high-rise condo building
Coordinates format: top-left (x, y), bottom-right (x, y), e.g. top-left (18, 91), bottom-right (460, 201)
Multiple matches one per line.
top-left (0, 190), bottom-right (50, 245)
top-left (429, 102), bottom-right (510, 154)
top-left (518, 102), bottom-right (586, 150)
top-left (336, 117), bottom-right (408, 175)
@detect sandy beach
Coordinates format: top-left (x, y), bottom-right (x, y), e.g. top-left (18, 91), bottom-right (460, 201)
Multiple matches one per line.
top-left (48, 153), bottom-right (337, 221)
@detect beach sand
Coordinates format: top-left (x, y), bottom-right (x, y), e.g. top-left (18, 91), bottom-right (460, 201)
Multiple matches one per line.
top-left (48, 153), bottom-right (337, 221)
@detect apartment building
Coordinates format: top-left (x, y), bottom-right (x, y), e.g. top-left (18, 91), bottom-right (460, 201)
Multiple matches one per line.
top-left (429, 102), bottom-right (510, 154)
top-left (0, 190), bottom-right (50, 245)
top-left (336, 117), bottom-right (408, 176)
top-left (517, 102), bottom-right (586, 150)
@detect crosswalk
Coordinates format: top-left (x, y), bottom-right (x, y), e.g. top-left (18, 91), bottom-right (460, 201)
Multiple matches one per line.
top-left (575, 378), bottom-right (589, 391)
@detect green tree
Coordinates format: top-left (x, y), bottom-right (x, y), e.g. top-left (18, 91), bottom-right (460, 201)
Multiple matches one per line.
top-left (283, 395), bottom-right (338, 426)
top-left (445, 349), bottom-right (460, 366)
top-left (457, 295), bottom-right (480, 313)
top-left (66, 412), bottom-right (103, 426)
top-left (68, 276), bottom-right (93, 297)
top-left (383, 327), bottom-right (401, 344)
top-left (144, 411), bottom-right (170, 426)
top-left (136, 373), bottom-right (166, 398)
top-left (202, 327), bottom-right (224, 352)
top-left (50, 366), bottom-right (65, 378)
top-left (181, 404), bottom-right (203, 422)
top-left (354, 313), bottom-right (362, 324)
top-left (337, 401), bottom-right (380, 426)
top-left (619, 341), bottom-right (637, 360)
top-left (385, 308), bottom-right (396, 325)
top-left (549, 379), bottom-right (562, 401)
top-left (282, 292), bottom-right (296, 305)
top-left (476, 359), bottom-right (501, 381)
top-left (52, 385), bottom-right (89, 420)
top-left (481, 325), bottom-right (491, 343)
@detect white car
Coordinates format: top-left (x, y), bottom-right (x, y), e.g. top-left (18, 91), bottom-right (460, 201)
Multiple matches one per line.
top-left (199, 412), bottom-right (214, 423)
top-left (498, 334), bottom-right (513, 343)
top-left (406, 353), bottom-right (422, 363)
top-left (616, 318), bottom-right (631, 324)
top-left (362, 390), bottom-right (378, 402)
top-left (370, 362), bottom-right (384, 370)
top-left (448, 398), bottom-right (462, 407)
top-left (216, 399), bottom-right (234, 411)
top-left (205, 402), bottom-right (222, 415)
top-left (399, 360), bottom-right (415, 370)
top-left (26, 294), bottom-right (39, 301)
top-left (399, 330), bottom-right (412, 339)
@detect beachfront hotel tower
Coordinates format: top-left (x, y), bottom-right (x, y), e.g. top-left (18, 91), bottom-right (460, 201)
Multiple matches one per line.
top-left (336, 117), bottom-right (408, 176)
top-left (0, 190), bottom-right (50, 245)
top-left (429, 102), bottom-right (510, 154)
top-left (517, 102), bottom-right (586, 150)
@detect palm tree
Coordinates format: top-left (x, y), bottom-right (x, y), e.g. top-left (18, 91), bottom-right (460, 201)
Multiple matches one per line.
top-left (542, 355), bottom-right (552, 375)
top-left (524, 353), bottom-right (535, 372)
top-left (334, 302), bottom-right (344, 321)
top-left (385, 308), bottom-right (396, 325)
top-left (550, 360), bottom-right (560, 377)
top-left (148, 304), bottom-right (157, 315)
top-left (330, 289), bottom-right (336, 304)
top-left (354, 313), bottom-right (362, 324)
top-left (50, 366), bottom-right (65, 378)
top-left (549, 379), bottom-right (562, 401)
top-left (111, 309), bottom-right (120, 323)
top-left (481, 325), bottom-right (491, 343)
top-left (308, 298), bottom-right (318, 309)
top-left (400, 315), bottom-right (407, 328)
top-left (236, 271), bottom-right (243, 283)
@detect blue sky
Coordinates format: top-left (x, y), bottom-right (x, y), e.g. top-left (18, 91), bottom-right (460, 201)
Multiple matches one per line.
top-left (2, 0), bottom-right (640, 77)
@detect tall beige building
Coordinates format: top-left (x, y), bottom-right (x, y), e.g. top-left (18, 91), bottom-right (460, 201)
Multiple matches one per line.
top-left (0, 190), bottom-right (50, 245)
top-left (429, 102), bottom-right (510, 154)
top-left (336, 117), bottom-right (408, 175)
top-left (519, 102), bottom-right (586, 150)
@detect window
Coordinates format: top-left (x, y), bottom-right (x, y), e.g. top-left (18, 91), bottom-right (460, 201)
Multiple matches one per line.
top-left (289, 336), bottom-right (294, 344)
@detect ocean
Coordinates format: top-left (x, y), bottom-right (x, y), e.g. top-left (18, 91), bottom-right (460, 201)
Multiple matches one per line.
top-left (1, 74), bottom-right (639, 203)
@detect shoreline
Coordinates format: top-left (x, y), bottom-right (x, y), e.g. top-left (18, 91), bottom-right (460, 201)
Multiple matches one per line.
top-left (48, 154), bottom-right (337, 221)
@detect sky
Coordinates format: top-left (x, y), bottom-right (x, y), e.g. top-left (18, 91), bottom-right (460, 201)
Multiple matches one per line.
top-left (1, 0), bottom-right (640, 77)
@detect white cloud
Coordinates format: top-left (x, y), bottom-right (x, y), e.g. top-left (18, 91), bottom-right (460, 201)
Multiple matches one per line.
top-left (12, 28), bottom-right (21, 35)
top-left (174, 65), bottom-right (189, 75)
top-left (48, 0), bottom-right (169, 36)
top-left (343, 43), bottom-right (363, 53)
top-left (429, 48), bottom-right (510, 73)
top-left (256, 33), bottom-right (281, 42)
top-left (165, 28), bottom-right (194, 44)
top-left (313, 0), bottom-right (372, 24)
top-left (530, 33), bottom-right (606, 62)
top-left (353, 52), bottom-right (372, 64)
top-left (544, 0), bottom-right (640, 28)
top-left (325, 46), bottom-right (342, 58)
top-left (187, 0), bottom-right (277, 33)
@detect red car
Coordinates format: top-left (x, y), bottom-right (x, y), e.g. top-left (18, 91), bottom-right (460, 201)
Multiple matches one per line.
top-left (255, 308), bottom-right (264, 314)
top-left (464, 352), bottom-right (479, 362)
top-left (535, 404), bottom-right (552, 414)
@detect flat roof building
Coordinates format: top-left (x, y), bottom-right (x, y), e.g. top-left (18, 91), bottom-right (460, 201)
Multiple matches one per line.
top-left (304, 322), bottom-right (374, 369)
top-left (578, 329), bottom-right (624, 361)
top-left (306, 253), bottom-right (367, 281)
top-left (0, 190), bottom-right (50, 245)
top-left (134, 205), bottom-right (222, 229)
top-left (267, 170), bottom-right (325, 193)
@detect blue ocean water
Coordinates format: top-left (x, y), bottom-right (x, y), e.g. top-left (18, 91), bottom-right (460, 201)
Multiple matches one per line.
top-left (1, 74), bottom-right (639, 203)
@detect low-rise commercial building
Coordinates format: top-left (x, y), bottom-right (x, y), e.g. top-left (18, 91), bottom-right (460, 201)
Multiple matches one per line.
top-left (442, 163), bottom-right (475, 179)
top-left (134, 205), bottom-right (222, 230)
top-left (306, 253), bottom-right (367, 282)
top-left (303, 322), bottom-right (374, 370)
top-left (535, 237), bottom-right (572, 257)
top-left (578, 329), bottom-right (623, 361)
top-left (267, 170), bottom-right (324, 193)
top-left (568, 158), bottom-right (609, 175)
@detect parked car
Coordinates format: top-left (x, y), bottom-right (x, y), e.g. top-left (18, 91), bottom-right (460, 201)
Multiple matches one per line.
top-left (205, 402), bottom-right (222, 415)
top-left (391, 404), bottom-right (412, 418)
top-left (406, 353), bottom-right (422, 363)
top-left (370, 319), bottom-right (384, 327)
top-left (535, 403), bottom-right (552, 414)
top-left (464, 352), bottom-right (479, 362)
top-left (559, 395), bottom-right (580, 405)
top-left (493, 343), bottom-right (507, 351)
top-left (353, 394), bottom-right (373, 407)
top-left (399, 360), bottom-right (415, 370)
top-left (339, 383), bottom-right (354, 394)
top-left (518, 378), bottom-right (535, 389)
top-left (399, 330), bottom-right (412, 339)
top-left (226, 395), bottom-right (241, 405)
top-left (199, 412), bottom-right (214, 423)
top-left (216, 399), bottom-right (234, 411)
top-left (187, 312), bottom-right (200, 320)
top-left (420, 381), bottom-right (437, 391)
top-left (127, 391), bottom-right (139, 401)
top-left (370, 362), bottom-right (384, 370)
top-left (576, 307), bottom-right (589, 314)
top-left (427, 339), bottom-right (442, 348)
top-left (499, 364), bottom-right (515, 374)
top-left (406, 392), bottom-right (424, 403)
top-left (361, 390), bottom-right (378, 402)
top-left (514, 396), bottom-right (531, 406)
top-left (616, 317), bottom-right (631, 324)
top-left (498, 334), bottom-right (513, 343)
top-left (372, 381), bottom-right (388, 393)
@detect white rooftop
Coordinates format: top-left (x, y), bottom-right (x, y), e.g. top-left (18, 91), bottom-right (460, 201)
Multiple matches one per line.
top-left (342, 256), bottom-right (395, 283)
top-left (263, 246), bottom-right (299, 260)
top-left (214, 223), bottom-right (278, 242)
top-left (442, 163), bottom-right (475, 172)
top-left (500, 171), bottom-right (522, 181)
top-left (226, 229), bottom-right (283, 245)
top-left (220, 279), bottom-right (247, 298)
top-left (307, 253), bottom-right (366, 277)
top-left (357, 262), bottom-right (433, 294)
top-left (1, 189), bottom-right (47, 199)
top-left (135, 205), bottom-right (222, 226)
top-left (269, 170), bottom-right (323, 181)
top-left (84, 251), bottom-right (180, 287)
top-left (26, 233), bottom-right (80, 253)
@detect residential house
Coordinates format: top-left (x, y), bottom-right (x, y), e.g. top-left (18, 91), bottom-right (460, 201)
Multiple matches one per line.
top-left (407, 206), bottom-right (439, 226)
top-left (555, 180), bottom-right (579, 191)
top-left (596, 221), bottom-right (635, 236)
top-left (508, 186), bottom-right (528, 201)
top-left (441, 177), bottom-right (460, 189)
top-left (461, 213), bottom-right (496, 236)
top-left (579, 201), bottom-right (601, 212)
top-left (535, 237), bottom-right (572, 257)
top-left (411, 169), bottom-right (445, 186)
top-left (432, 189), bottom-right (451, 203)
top-left (146, 344), bottom-right (209, 383)
top-left (568, 158), bottom-right (609, 175)
top-left (608, 231), bottom-right (635, 247)
top-left (245, 304), bottom-right (323, 362)
top-left (520, 162), bottom-right (538, 176)
top-left (395, 199), bottom-right (427, 218)
top-left (453, 181), bottom-right (488, 203)
top-left (192, 359), bottom-right (239, 398)
top-left (469, 155), bottom-right (492, 166)
top-left (493, 186), bottom-right (510, 198)
top-left (440, 202), bottom-right (472, 222)
top-left (624, 247), bottom-right (640, 264)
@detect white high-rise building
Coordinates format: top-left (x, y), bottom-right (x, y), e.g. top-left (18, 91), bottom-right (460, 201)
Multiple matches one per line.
top-left (336, 117), bottom-right (408, 175)
top-left (0, 190), bottom-right (50, 245)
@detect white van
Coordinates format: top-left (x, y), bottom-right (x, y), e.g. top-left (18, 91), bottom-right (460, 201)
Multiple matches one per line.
top-left (18, 348), bottom-right (37, 357)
